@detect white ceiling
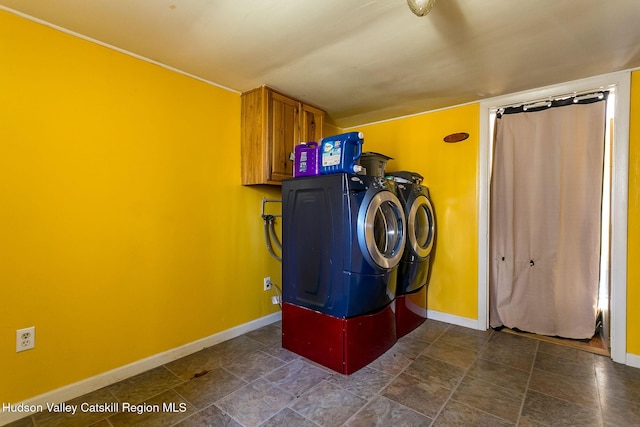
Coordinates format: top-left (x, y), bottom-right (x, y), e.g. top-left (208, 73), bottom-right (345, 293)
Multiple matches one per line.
top-left (2, 0), bottom-right (640, 127)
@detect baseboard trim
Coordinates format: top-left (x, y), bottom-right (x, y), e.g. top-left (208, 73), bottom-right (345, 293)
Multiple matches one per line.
top-left (0, 312), bottom-right (282, 425)
top-left (427, 309), bottom-right (483, 330)
top-left (626, 352), bottom-right (640, 369)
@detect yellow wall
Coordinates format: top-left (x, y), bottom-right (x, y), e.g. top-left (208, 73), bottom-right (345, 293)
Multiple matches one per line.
top-left (323, 121), bottom-right (343, 139)
top-left (0, 11), bottom-right (281, 403)
top-left (628, 71), bottom-right (640, 355)
top-left (2, 7), bottom-right (639, 407)
top-left (350, 104), bottom-right (480, 319)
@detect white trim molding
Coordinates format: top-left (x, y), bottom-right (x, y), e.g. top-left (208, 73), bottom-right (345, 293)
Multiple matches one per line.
top-left (427, 310), bottom-right (481, 330)
top-left (627, 352), bottom-right (640, 369)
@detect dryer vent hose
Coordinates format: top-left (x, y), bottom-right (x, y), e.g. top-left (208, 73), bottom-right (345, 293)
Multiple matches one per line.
top-left (262, 214), bottom-right (282, 262)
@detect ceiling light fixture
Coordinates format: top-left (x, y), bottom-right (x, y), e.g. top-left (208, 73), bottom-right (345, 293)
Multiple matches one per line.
top-left (407, 0), bottom-right (437, 17)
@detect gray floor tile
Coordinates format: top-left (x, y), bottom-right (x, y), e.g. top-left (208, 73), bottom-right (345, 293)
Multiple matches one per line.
top-left (11, 323), bottom-right (640, 427)
top-left (486, 330), bottom-right (539, 353)
top-left (290, 381), bottom-right (366, 426)
top-left (261, 344), bottom-right (301, 363)
top-left (264, 359), bottom-right (331, 397)
top-left (392, 336), bottom-right (431, 360)
top-left (423, 340), bottom-right (479, 369)
top-left (537, 340), bottom-right (596, 364)
top-left (173, 366), bottom-right (247, 409)
top-left (174, 404), bottom-right (242, 427)
top-left (86, 420), bottom-right (110, 427)
top-left (258, 407), bottom-right (317, 427)
top-left (209, 335), bottom-right (266, 361)
top-left (600, 392), bottom-right (640, 427)
top-left (164, 347), bottom-right (227, 381)
top-left (366, 346), bottom-right (413, 376)
top-left (244, 323), bottom-right (282, 346)
top-left (215, 378), bottom-right (295, 427)
top-left (107, 366), bottom-right (184, 404)
top-left (534, 351), bottom-right (596, 382)
top-left (452, 376), bottom-right (523, 423)
top-left (404, 355), bottom-right (466, 389)
top-left (404, 318), bottom-right (450, 343)
top-left (327, 366), bottom-right (395, 400)
top-left (346, 395), bottom-right (432, 426)
top-left (466, 357), bottom-right (530, 393)
top-left (223, 350), bottom-right (286, 382)
top-left (3, 416), bottom-right (35, 427)
top-left (478, 340), bottom-right (537, 372)
top-left (433, 400), bottom-right (515, 427)
top-left (520, 390), bottom-right (603, 426)
top-left (529, 368), bottom-right (600, 409)
top-left (382, 372), bottom-right (451, 418)
top-left (596, 363), bottom-right (640, 403)
top-left (437, 325), bottom-right (493, 352)
top-left (595, 355), bottom-right (640, 382)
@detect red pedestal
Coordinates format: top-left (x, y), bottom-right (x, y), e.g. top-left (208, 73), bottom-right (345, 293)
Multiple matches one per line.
top-left (396, 285), bottom-right (428, 338)
top-left (282, 302), bottom-right (397, 374)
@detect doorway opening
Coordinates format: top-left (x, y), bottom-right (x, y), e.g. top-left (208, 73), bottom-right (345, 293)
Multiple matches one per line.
top-left (487, 90), bottom-right (614, 355)
top-left (478, 72), bottom-right (631, 364)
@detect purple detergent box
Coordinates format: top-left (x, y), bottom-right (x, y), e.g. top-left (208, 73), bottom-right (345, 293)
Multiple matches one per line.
top-left (294, 142), bottom-right (320, 177)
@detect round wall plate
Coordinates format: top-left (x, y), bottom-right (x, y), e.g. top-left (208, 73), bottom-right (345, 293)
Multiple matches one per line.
top-left (444, 132), bottom-right (469, 143)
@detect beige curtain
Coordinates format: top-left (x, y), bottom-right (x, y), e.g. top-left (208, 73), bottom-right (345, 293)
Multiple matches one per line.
top-left (489, 98), bottom-right (606, 340)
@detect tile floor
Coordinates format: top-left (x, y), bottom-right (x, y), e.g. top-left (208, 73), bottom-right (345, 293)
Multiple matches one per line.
top-left (6, 319), bottom-right (640, 426)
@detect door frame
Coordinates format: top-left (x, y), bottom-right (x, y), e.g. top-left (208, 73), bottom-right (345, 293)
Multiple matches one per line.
top-left (478, 71), bottom-right (631, 364)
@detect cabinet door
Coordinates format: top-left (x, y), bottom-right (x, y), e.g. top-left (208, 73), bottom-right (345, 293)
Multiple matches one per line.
top-left (268, 91), bottom-right (299, 182)
top-left (240, 87), bottom-right (266, 185)
top-left (301, 104), bottom-right (324, 144)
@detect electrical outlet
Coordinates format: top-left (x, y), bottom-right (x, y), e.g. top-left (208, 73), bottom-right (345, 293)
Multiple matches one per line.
top-left (16, 326), bottom-right (35, 352)
top-left (263, 276), bottom-right (272, 291)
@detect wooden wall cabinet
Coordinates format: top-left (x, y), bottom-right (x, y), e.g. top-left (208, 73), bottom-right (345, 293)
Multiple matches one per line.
top-left (241, 86), bottom-right (325, 185)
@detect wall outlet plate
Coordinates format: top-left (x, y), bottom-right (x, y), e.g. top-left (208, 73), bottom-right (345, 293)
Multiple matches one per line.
top-left (263, 277), bottom-right (272, 291)
top-left (16, 326), bottom-right (35, 352)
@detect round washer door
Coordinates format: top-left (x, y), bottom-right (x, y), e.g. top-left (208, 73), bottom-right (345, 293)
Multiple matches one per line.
top-left (407, 194), bottom-right (435, 259)
top-left (357, 189), bottom-right (406, 269)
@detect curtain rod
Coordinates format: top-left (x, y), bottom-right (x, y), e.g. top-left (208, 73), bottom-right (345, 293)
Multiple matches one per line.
top-left (497, 86), bottom-right (613, 112)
